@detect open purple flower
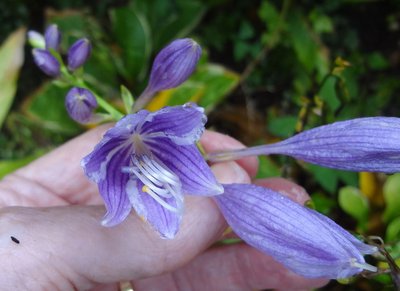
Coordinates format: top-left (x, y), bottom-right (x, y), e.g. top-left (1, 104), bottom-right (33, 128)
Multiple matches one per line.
top-left (215, 183), bottom-right (378, 279)
top-left (82, 103), bottom-right (223, 238)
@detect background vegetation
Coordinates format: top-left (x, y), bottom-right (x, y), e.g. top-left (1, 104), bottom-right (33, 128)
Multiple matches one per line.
top-left (1, 0), bottom-right (400, 289)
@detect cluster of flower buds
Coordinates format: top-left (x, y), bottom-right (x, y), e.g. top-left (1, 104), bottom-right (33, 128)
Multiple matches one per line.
top-left (29, 24), bottom-right (92, 77)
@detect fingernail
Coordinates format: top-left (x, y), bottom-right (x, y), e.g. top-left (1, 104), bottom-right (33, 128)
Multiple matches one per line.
top-left (211, 161), bottom-right (250, 184)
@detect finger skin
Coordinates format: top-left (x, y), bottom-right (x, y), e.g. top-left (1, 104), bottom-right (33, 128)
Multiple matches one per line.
top-left (134, 244), bottom-right (328, 291)
top-left (0, 162), bottom-right (250, 289)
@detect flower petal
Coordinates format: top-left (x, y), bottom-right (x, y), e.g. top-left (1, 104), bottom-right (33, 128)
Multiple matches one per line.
top-left (126, 179), bottom-right (183, 239)
top-left (215, 183), bottom-right (377, 279)
top-left (207, 117), bottom-right (400, 173)
top-left (96, 145), bottom-right (133, 226)
top-left (146, 136), bottom-right (223, 196)
top-left (140, 104), bottom-right (206, 145)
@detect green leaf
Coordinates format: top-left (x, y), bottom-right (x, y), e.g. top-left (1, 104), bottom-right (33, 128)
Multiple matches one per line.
top-left (287, 10), bottom-right (318, 73)
top-left (0, 27), bottom-right (25, 128)
top-left (110, 7), bottom-right (151, 80)
top-left (338, 186), bottom-right (369, 223)
top-left (120, 85), bottom-right (135, 114)
top-left (256, 155), bottom-right (281, 179)
top-left (195, 64), bottom-right (240, 110)
top-left (366, 52), bottom-right (389, 70)
top-left (383, 173), bottom-right (400, 222)
top-left (386, 216), bottom-right (400, 242)
top-left (23, 83), bottom-right (81, 134)
top-left (319, 75), bottom-right (341, 111)
top-left (307, 164), bottom-right (339, 193)
top-left (310, 192), bottom-right (337, 215)
top-left (267, 115), bottom-right (298, 138)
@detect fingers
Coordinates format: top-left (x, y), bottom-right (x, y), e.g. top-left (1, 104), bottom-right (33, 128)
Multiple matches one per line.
top-left (0, 161), bottom-right (251, 289)
top-left (255, 177), bottom-right (311, 205)
top-left (134, 243), bottom-right (328, 291)
top-left (0, 125), bottom-right (111, 206)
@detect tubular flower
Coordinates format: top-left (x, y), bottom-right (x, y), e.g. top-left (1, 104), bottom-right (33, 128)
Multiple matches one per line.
top-left (207, 117), bottom-right (400, 173)
top-left (65, 87), bottom-right (98, 124)
top-left (215, 183), bottom-right (378, 279)
top-left (82, 103), bottom-right (223, 239)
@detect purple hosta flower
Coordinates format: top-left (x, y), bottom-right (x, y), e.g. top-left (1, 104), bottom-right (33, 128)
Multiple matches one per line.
top-left (27, 30), bottom-right (45, 49)
top-left (67, 38), bottom-right (92, 71)
top-left (44, 24), bottom-right (62, 51)
top-left (133, 38), bottom-right (202, 111)
top-left (215, 183), bottom-right (378, 279)
top-left (82, 103), bottom-right (223, 238)
top-left (207, 117), bottom-right (400, 173)
top-left (32, 48), bottom-right (60, 77)
top-left (65, 87), bottom-right (98, 124)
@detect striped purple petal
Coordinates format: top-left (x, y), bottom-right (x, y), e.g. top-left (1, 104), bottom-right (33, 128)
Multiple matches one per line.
top-left (126, 179), bottom-right (183, 239)
top-left (140, 103), bottom-right (206, 145)
top-left (215, 183), bottom-right (377, 279)
top-left (146, 136), bottom-right (223, 196)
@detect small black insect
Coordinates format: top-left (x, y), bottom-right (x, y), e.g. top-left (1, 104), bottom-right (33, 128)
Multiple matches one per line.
top-left (10, 236), bottom-right (20, 244)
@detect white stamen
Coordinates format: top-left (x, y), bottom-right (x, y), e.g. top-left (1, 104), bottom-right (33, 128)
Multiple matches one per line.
top-left (350, 258), bottom-right (378, 272)
top-left (124, 152), bottom-right (183, 213)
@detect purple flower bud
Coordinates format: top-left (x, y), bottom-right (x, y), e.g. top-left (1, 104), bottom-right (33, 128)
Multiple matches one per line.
top-left (44, 24), bottom-right (62, 51)
top-left (132, 39), bottom-right (202, 111)
top-left (32, 48), bottom-right (60, 77)
top-left (65, 87), bottom-right (98, 123)
top-left (67, 38), bottom-right (92, 71)
top-left (215, 183), bottom-right (378, 279)
top-left (146, 38), bottom-right (202, 94)
top-left (27, 30), bottom-right (45, 49)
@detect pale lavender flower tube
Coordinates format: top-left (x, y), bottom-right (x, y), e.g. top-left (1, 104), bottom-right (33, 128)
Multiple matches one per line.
top-left (82, 103), bottom-right (223, 239)
top-left (133, 38), bottom-right (202, 111)
top-left (207, 117), bottom-right (400, 173)
top-left (67, 38), bottom-right (92, 71)
top-left (65, 87), bottom-right (98, 124)
top-left (215, 183), bottom-right (378, 279)
top-left (44, 24), bottom-right (61, 51)
top-left (32, 48), bottom-right (60, 77)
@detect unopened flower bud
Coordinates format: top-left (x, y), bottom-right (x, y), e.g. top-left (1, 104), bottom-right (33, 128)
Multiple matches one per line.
top-left (132, 38), bottom-right (202, 111)
top-left (32, 48), bottom-right (60, 77)
top-left (65, 87), bottom-right (98, 123)
top-left (146, 38), bottom-right (202, 94)
top-left (67, 38), bottom-right (92, 71)
top-left (27, 31), bottom-right (45, 49)
top-left (44, 24), bottom-right (62, 51)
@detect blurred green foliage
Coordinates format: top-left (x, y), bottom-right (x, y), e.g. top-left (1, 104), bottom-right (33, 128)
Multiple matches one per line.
top-left (1, 0), bottom-right (400, 289)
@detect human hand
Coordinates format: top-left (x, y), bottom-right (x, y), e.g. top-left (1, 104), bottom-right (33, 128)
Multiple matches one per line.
top-left (0, 127), bottom-right (327, 290)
